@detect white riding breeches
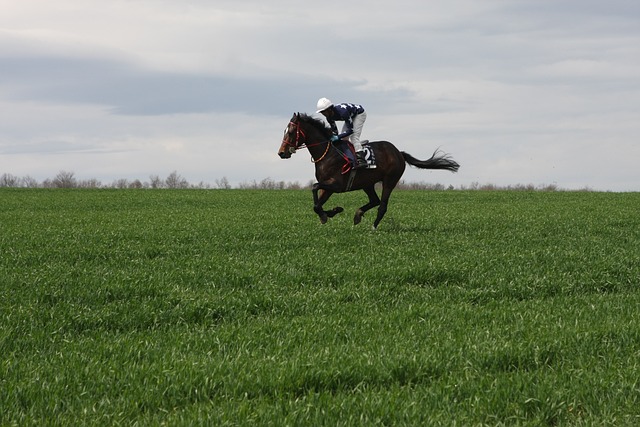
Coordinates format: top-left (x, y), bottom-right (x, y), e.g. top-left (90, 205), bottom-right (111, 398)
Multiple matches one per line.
top-left (343, 111), bottom-right (366, 152)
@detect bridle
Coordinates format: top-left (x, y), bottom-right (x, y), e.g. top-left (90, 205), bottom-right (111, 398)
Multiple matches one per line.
top-left (282, 119), bottom-right (332, 163)
top-left (282, 120), bottom-right (306, 154)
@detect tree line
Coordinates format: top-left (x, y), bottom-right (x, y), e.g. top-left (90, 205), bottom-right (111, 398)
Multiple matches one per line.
top-left (0, 170), bottom-right (567, 191)
top-left (0, 171), bottom-right (307, 190)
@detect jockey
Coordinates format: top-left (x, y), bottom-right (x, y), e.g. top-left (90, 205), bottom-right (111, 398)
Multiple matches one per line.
top-left (316, 97), bottom-right (368, 169)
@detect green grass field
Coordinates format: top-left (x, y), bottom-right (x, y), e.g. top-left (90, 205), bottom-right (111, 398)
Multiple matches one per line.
top-left (1, 189), bottom-right (639, 425)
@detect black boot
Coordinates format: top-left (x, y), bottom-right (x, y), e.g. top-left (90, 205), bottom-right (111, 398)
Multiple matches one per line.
top-left (354, 151), bottom-right (367, 169)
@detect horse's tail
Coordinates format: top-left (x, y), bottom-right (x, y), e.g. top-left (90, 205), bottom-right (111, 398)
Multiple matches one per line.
top-left (402, 149), bottom-right (460, 173)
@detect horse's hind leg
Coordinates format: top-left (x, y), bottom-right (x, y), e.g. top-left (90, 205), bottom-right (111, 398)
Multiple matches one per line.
top-left (373, 179), bottom-right (399, 229)
top-left (354, 185), bottom-right (380, 225)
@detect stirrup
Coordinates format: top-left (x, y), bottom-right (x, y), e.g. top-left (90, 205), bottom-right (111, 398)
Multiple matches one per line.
top-left (354, 152), bottom-right (367, 169)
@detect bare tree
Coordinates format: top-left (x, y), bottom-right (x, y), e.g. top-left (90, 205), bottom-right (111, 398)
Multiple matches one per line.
top-left (21, 176), bottom-right (39, 188)
top-left (149, 175), bottom-right (163, 189)
top-left (165, 171), bottom-right (188, 189)
top-left (0, 173), bottom-right (19, 187)
top-left (129, 179), bottom-right (144, 189)
top-left (52, 170), bottom-right (77, 188)
top-left (259, 177), bottom-right (276, 189)
top-left (112, 178), bottom-right (129, 189)
top-left (79, 178), bottom-right (102, 188)
top-left (215, 177), bottom-right (231, 189)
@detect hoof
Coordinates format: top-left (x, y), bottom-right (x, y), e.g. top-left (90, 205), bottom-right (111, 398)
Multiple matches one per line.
top-left (354, 209), bottom-right (365, 225)
top-left (326, 207), bottom-right (344, 219)
top-left (319, 213), bottom-right (328, 224)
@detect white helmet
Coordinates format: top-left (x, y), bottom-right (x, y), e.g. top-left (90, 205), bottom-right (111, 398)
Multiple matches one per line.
top-left (316, 97), bottom-right (333, 113)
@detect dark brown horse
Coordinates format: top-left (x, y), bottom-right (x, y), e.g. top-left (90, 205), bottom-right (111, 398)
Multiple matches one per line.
top-left (278, 113), bottom-right (459, 228)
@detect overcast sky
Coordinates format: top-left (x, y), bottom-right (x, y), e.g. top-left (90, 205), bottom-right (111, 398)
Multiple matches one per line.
top-left (1, 0), bottom-right (639, 190)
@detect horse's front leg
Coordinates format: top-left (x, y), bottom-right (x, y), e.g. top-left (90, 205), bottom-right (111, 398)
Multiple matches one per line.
top-left (312, 184), bottom-right (331, 224)
top-left (312, 183), bottom-right (343, 224)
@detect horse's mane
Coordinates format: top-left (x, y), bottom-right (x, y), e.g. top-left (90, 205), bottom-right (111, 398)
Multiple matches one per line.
top-left (298, 113), bottom-right (333, 138)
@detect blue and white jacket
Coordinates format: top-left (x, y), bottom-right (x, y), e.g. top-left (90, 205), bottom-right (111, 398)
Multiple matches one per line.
top-left (327, 103), bottom-right (365, 139)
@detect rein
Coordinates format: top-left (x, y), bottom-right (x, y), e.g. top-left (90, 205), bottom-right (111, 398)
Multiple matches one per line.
top-left (310, 141), bottom-right (332, 163)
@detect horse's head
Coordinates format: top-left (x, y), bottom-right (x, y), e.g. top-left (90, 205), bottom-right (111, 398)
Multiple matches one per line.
top-left (278, 113), bottom-right (306, 159)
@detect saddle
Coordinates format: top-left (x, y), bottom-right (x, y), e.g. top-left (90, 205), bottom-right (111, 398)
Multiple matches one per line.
top-left (334, 140), bottom-right (377, 174)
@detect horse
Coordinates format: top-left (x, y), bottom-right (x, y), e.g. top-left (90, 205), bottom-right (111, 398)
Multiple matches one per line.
top-left (278, 113), bottom-right (459, 229)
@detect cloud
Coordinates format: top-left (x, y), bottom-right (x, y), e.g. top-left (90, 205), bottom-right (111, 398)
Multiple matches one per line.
top-left (1, 0), bottom-right (640, 190)
top-left (0, 140), bottom-right (127, 156)
top-left (0, 51), bottom-right (414, 116)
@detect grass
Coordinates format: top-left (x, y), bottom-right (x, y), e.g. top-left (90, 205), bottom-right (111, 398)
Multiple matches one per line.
top-left (1, 188), bottom-right (640, 425)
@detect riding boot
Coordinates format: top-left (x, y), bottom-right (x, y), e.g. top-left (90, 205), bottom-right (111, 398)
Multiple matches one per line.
top-left (354, 151), bottom-right (367, 169)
